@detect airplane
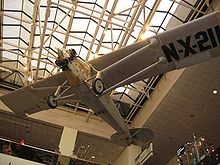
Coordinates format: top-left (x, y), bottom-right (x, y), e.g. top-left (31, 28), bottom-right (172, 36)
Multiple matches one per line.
top-left (1, 11), bottom-right (220, 147)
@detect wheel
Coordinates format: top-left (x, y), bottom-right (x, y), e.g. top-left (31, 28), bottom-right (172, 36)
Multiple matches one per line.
top-left (92, 78), bottom-right (105, 95)
top-left (47, 94), bottom-right (57, 109)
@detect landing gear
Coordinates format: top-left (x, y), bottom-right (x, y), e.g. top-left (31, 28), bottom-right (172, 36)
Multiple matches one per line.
top-left (47, 94), bottom-right (57, 109)
top-left (92, 78), bottom-right (105, 95)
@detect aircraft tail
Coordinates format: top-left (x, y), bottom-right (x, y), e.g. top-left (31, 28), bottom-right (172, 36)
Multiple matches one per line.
top-left (111, 128), bottom-right (153, 147)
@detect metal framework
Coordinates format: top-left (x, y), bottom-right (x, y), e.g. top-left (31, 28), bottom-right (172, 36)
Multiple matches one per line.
top-left (0, 0), bottom-right (211, 124)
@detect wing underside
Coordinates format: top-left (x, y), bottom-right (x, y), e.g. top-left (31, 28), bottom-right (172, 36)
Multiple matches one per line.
top-left (0, 72), bottom-right (79, 116)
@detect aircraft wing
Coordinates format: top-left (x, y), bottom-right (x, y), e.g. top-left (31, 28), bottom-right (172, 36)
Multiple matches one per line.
top-left (0, 72), bottom-right (79, 116)
top-left (89, 39), bottom-right (150, 70)
top-left (91, 38), bottom-right (173, 94)
top-left (90, 12), bottom-right (220, 93)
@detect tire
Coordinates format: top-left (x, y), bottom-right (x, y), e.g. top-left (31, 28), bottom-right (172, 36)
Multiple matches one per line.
top-left (47, 94), bottom-right (57, 109)
top-left (92, 78), bottom-right (105, 95)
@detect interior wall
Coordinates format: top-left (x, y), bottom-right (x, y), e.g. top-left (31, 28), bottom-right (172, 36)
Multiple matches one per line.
top-left (166, 156), bottom-right (178, 165)
top-left (0, 153), bottom-right (45, 165)
top-left (112, 145), bottom-right (141, 165)
top-left (165, 1), bottom-right (220, 164)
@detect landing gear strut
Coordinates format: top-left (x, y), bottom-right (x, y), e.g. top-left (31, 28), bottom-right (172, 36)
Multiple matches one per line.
top-left (47, 94), bottom-right (57, 109)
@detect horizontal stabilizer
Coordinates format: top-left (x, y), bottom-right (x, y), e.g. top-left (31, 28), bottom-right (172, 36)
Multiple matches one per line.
top-left (111, 128), bottom-right (153, 147)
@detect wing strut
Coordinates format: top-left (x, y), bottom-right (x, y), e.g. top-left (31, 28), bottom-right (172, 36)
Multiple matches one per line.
top-left (92, 54), bottom-right (167, 95)
top-left (102, 56), bottom-right (166, 95)
top-left (92, 38), bottom-right (167, 95)
top-left (54, 80), bottom-right (68, 96)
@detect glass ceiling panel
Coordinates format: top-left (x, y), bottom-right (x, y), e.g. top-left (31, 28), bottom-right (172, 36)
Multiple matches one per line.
top-left (151, 12), bottom-right (168, 26)
top-left (158, 0), bottom-right (173, 11)
top-left (4, 0), bottom-right (22, 10)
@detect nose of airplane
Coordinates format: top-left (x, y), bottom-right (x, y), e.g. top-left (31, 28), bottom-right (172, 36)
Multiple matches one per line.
top-left (55, 49), bottom-right (70, 71)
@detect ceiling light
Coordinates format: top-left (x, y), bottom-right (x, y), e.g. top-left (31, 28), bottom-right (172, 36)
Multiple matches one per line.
top-left (140, 34), bottom-right (147, 40)
top-left (140, 31), bottom-right (155, 40)
top-left (27, 75), bottom-right (32, 82)
top-left (24, 66), bottom-right (28, 71)
top-left (145, 25), bottom-right (150, 31)
top-left (94, 53), bottom-right (99, 59)
top-left (213, 90), bottom-right (218, 94)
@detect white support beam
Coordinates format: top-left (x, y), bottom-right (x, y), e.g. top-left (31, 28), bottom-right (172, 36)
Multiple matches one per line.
top-left (122, 0), bottom-right (147, 47)
top-left (17, 0), bottom-right (25, 63)
top-left (59, 127), bottom-right (77, 157)
top-left (35, 0), bottom-right (51, 81)
top-left (0, 47), bottom-right (56, 66)
top-left (113, 145), bottom-right (141, 165)
top-left (39, 9), bottom-right (71, 48)
top-left (63, 1), bottom-right (77, 49)
top-left (26, 0), bottom-right (40, 85)
top-left (61, 0), bottom-right (143, 28)
top-left (85, 0), bottom-right (109, 61)
top-left (118, 0), bottom-right (143, 48)
top-left (115, 3), bottom-right (143, 15)
top-left (1, 13), bottom-right (112, 50)
top-left (0, 40), bottom-right (56, 61)
top-left (51, 1), bottom-right (131, 30)
top-left (136, 0), bottom-right (162, 41)
top-left (94, 0), bottom-right (118, 56)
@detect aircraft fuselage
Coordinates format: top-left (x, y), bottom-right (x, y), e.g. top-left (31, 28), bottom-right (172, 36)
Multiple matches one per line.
top-left (161, 25), bottom-right (220, 63)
